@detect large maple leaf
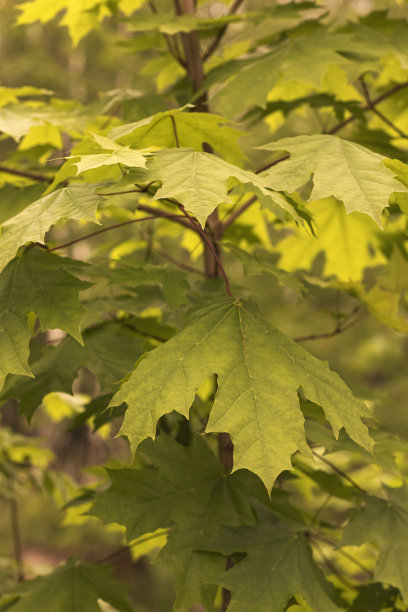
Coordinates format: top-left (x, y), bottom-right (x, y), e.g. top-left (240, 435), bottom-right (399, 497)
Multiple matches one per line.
top-left (111, 298), bottom-right (372, 490)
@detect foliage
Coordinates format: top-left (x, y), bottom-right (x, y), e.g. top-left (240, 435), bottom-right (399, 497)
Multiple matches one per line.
top-left (1, 0), bottom-right (408, 610)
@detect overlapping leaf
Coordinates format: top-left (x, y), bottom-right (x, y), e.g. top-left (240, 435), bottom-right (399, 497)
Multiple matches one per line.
top-left (147, 148), bottom-right (297, 226)
top-left (342, 484), bottom-right (408, 601)
top-left (91, 434), bottom-right (271, 611)
top-left (356, 248), bottom-right (408, 333)
top-left (205, 516), bottom-right (339, 611)
top-left (0, 559), bottom-right (132, 612)
top-left (276, 198), bottom-right (385, 281)
top-left (109, 107), bottom-right (245, 164)
top-left (112, 298), bottom-right (372, 490)
top-left (0, 250), bottom-right (90, 391)
top-left (209, 28), bottom-right (355, 117)
top-left (261, 135), bottom-right (408, 225)
top-left (0, 185), bottom-right (102, 273)
top-left (1, 321), bottom-right (147, 419)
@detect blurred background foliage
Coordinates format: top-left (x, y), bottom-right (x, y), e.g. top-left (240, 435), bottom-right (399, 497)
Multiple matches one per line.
top-left (2, 0), bottom-right (408, 610)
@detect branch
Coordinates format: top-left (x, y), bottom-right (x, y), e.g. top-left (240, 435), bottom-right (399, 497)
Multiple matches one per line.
top-left (329, 80), bottom-right (408, 135)
top-left (137, 203), bottom-right (198, 231)
top-left (359, 76), bottom-right (408, 139)
top-left (46, 214), bottom-right (186, 252)
top-left (97, 529), bottom-right (171, 564)
top-left (312, 533), bottom-right (373, 578)
top-left (149, 0), bottom-right (186, 67)
top-left (221, 194), bottom-right (257, 231)
top-left (8, 481), bottom-right (24, 583)
top-left (151, 243), bottom-right (205, 275)
top-left (0, 164), bottom-right (53, 183)
top-left (170, 115), bottom-right (180, 147)
top-left (203, 0), bottom-right (246, 61)
top-left (222, 80), bottom-right (408, 228)
top-left (310, 538), bottom-right (356, 590)
top-left (178, 203), bottom-right (233, 297)
top-left (312, 450), bottom-right (368, 495)
top-left (293, 305), bottom-right (365, 343)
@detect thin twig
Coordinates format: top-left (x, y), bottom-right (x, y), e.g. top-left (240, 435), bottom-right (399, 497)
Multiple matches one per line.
top-left (311, 538), bottom-right (356, 590)
top-left (8, 481), bottom-right (24, 583)
top-left (293, 306), bottom-right (366, 343)
top-left (149, 0), bottom-right (186, 67)
top-left (46, 214), bottom-right (186, 252)
top-left (170, 115), bottom-right (180, 147)
top-left (178, 204), bottom-right (233, 296)
top-left (137, 203), bottom-right (198, 231)
top-left (312, 451), bottom-right (368, 495)
top-left (203, 0), bottom-right (246, 61)
top-left (329, 80), bottom-right (408, 135)
top-left (359, 76), bottom-right (408, 139)
top-left (255, 154), bottom-right (290, 175)
top-left (0, 164), bottom-right (52, 183)
top-left (313, 533), bottom-right (373, 578)
top-left (97, 529), bottom-right (171, 564)
top-left (221, 195), bottom-right (257, 230)
top-left (152, 243), bottom-right (205, 275)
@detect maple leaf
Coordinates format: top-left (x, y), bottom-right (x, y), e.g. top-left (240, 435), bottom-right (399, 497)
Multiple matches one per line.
top-left (0, 185), bottom-right (101, 273)
top-left (210, 28), bottom-right (354, 117)
top-left (342, 484), bottom-right (408, 601)
top-left (109, 107), bottom-right (246, 165)
top-left (205, 515), bottom-right (339, 611)
top-left (147, 148), bottom-right (296, 226)
top-left (260, 135), bottom-right (408, 225)
top-left (0, 558), bottom-right (132, 612)
top-left (1, 321), bottom-right (147, 419)
top-left (91, 433), bottom-right (271, 611)
top-left (0, 250), bottom-right (90, 391)
top-left (275, 198), bottom-right (386, 281)
top-left (112, 298), bottom-right (372, 490)
top-left (16, 0), bottom-right (110, 46)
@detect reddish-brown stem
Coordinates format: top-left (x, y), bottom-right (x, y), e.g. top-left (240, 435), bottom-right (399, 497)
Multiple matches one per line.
top-left (137, 204), bottom-right (198, 231)
top-left (46, 214), bottom-right (186, 252)
top-left (0, 164), bottom-right (52, 183)
top-left (221, 195), bottom-right (257, 231)
top-left (312, 451), bottom-right (367, 495)
top-left (359, 76), bottom-right (408, 139)
top-left (329, 79), bottom-right (408, 135)
top-left (293, 307), bottom-right (366, 343)
top-left (170, 115), bottom-right (180, 147)
top-left (178, 204), bottom-right (233, 297)
top-left (203, 0), bottom-right (246, 61)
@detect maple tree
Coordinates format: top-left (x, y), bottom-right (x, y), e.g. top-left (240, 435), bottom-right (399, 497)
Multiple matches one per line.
top-left (1, 0), bottom-right (408, 610)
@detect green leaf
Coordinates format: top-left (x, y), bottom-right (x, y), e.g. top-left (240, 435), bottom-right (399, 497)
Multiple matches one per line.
top-left (260, 135), bottom-right (407, 225)
top-left (0, 185), bottom-right (45, 224)
top-left (70, 132), bottom-right (148, 174)
top-left (91, 433), bottom-right (271, 611)
top-left (102, 259), bottom-right (190, 308)
top-left (147, 148), bottom-right (296, 226)
top-left (1, 321), bottom-right (146, 419)
top-left (0, 250), bottom-right (90, 391)
top-left (210, 28), bottom-right (354, 116)
top-left (109, 107), bottom-right (246, 165)
top-left (16, 0), bottom-right (108, 46)
top-left (275, 198), bottom-right (386, 281)
top-left (0, 185), bottom-right (101, 273)
top-left (205, 515), bottom-right (339, 611)
top-left (112, 298), bottom-right (372, 490)
top-left (342, 484), bottom-right (408, 601)
top-left (0, 558), bottom-right (132, 612)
